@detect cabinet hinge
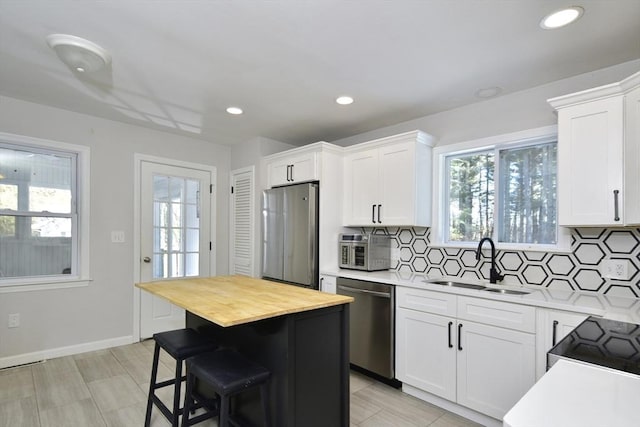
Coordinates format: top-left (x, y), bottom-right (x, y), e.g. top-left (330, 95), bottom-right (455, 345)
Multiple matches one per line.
top-left (210, 184), bottom-right (213, 194)
top-left (210, 242), bottom-right (212, 251)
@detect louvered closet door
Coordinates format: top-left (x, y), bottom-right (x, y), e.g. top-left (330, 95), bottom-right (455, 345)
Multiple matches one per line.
top-left (230, 167), bottom-right (254, 276)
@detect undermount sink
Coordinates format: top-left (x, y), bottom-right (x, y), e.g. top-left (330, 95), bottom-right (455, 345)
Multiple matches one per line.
top-left (425, 280), bottom-right (532, 295)
top-left (425, 280), bottom-right (487, 290)
top-left (484, 288), bottom-right (531, 295)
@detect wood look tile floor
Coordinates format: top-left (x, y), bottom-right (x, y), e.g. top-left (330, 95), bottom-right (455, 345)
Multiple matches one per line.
top-left (0, 341), bottom-right (482, 427)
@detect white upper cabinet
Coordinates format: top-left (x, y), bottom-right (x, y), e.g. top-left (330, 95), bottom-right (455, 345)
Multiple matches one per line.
top-left (343, 130), bottom-right (434, 227)
top-left (261, 142), bottom-right (344, 272)
top-left (549, 71), bottom-right (640, 226)
top-left (266, 150), bottom-right (318, 187)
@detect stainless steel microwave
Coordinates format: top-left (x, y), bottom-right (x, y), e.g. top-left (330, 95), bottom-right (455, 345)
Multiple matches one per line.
top-left (339, 233), bottom-right (391, 271)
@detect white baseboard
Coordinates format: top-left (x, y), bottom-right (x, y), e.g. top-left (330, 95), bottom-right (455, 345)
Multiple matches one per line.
top-left (0, 335), bottom-right (135, 370)
top-left (402, 384), bottom-right (501, 427)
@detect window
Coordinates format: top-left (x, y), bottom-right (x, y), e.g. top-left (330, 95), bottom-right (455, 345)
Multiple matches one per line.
top-left (437, 129), bottom-right (566, 251)
top-left (0, 133), bottom-right (89, 285)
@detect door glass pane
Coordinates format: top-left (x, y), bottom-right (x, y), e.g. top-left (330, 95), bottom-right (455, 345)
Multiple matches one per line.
top-left (186, 228), bottom-right (199, 252)
top-left (153, 176), bottom-right (169, 201)
top-left (186, 179), bottom-right (199, 204)
top-left (152, 174), bottom-right (200, 279)
top-left (186, 205), bottom-right (199, 228)
top-left (185, 253), bottom-right (199, 277)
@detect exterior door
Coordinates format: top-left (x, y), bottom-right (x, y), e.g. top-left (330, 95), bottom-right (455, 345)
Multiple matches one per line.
top-left (139, 161), bottom-right (212, 339)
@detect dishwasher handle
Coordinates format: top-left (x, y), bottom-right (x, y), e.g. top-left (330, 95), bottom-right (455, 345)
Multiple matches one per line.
top-left (337, 284), bottom-right (391, 298)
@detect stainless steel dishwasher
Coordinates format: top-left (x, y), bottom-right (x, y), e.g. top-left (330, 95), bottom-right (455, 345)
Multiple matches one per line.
top-left (337, 277), bottom-right (394, 379)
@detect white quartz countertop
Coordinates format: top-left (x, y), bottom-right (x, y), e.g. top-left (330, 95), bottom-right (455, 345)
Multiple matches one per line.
top-left (503, 359), bottom-right (640, 427)
top-left (324, 269), bottom-right (640, 323)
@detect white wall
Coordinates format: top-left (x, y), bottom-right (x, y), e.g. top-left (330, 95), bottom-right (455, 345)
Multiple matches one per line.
top-left (0, 96), bottom-right (231, 364)
top-left (331, 59), bottom-right (640, 147)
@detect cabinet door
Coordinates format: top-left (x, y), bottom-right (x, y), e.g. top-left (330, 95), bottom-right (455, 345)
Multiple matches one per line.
top-left (343, 149), bottom-right (379, 225)
top-left (396, 308), bottom-right (456, 401)
top-left (535, 310), bottom-right (588, 379)
top-left (267, 153), bottom-right (318, 187)
top-left (267, 158), bottom-right (293, 187)
top-left (456, 321), bottom-right (535, 420)
top-left (319, 275), bottom-right (336, 294)
top-left (378, 142), bottom-right (415, 225)
top-left (557, 96), bottom-right (624, 226)
top-left (289, 154), bottom-right (317, 183)
top-left (624, 86), bottom-right (640, 224)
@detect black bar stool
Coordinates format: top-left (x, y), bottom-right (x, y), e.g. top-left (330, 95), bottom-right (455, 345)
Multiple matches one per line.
top-left (182, 349), bottom-right (271, 427)
top-left (144, 328), bottom-right (218, 427)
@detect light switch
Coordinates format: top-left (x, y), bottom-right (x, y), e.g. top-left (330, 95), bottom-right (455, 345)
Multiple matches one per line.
top-left (111, 231), bottom-right (125, 243)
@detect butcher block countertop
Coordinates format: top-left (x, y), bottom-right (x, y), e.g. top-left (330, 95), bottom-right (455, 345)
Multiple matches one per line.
top-left (136, 275), bottom-right (353, 327)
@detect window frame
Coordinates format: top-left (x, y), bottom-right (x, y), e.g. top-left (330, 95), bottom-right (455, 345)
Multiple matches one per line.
top-left (432, 125), bottom-right (570, 253)
top-left (0, 132), bottom-right (91, 292)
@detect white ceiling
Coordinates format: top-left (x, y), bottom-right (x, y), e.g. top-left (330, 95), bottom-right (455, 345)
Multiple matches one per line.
top-left (1, 1), bottom-right (639, 146)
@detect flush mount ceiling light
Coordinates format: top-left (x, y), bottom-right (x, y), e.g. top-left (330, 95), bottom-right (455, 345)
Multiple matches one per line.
top-left (226, 107), bottom-right (243, 115)
top-left (46, 34), bottom-right (111, 73)
top-left (336, 96), bottom-right (354, 105)
top-left (540, 6), bottom-right (584, 29)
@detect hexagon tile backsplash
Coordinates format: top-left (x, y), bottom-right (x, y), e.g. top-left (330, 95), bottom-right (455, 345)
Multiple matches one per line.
top-left (362, 227), bottom-right (640, 298)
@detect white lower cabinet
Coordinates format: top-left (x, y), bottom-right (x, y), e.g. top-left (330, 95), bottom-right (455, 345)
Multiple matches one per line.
top-left (396, 287), bottom-right (536, 420)
top-left (396, 309), bottom-right (457, 400)
top-left (456, 320), bottom-right (535, 419)
top-left (535, 309), bottom-right (589, 379)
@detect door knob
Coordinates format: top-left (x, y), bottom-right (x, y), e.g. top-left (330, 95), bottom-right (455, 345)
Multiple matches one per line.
top-left (143, 256), bottom-right (151, 263)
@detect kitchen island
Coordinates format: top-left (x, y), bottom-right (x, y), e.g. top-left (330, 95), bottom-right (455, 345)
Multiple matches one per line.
top-left (136, 275), bottom-right (353, 427)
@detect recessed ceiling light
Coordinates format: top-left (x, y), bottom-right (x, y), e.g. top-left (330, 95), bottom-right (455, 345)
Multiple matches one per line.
top-left (475, 86), bottom-right (502, 99)
top-left (336, 96), bottom-right (354, 105)
top-left (540, 6), bottom-right (584, 29)
top-left (226, 107), bottom-right (243, 115)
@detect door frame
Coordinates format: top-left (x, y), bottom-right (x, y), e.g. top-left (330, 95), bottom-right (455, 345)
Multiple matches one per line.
top-left (132, 153), bottom-right (217, 342)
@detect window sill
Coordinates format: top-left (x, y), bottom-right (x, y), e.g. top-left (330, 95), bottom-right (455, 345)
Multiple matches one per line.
top-left (0, 277), bottom-right (92, 293)
top-left (428, 242), bottom-right (572, 254)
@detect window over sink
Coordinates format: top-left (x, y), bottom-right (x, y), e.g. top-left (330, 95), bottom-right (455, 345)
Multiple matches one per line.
top-left (433, 126), bottom-right (570, 252)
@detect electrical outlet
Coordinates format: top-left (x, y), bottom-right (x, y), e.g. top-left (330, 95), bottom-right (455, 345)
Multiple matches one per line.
top-left (111, 231), bottom-right (125, 243)
top-left (602, 260), bottom-right (630, 279)
top-left (8, 313), bottom-right (19, 328)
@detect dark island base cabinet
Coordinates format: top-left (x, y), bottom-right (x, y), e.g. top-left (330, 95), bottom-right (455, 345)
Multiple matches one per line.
top-left (186, 304), bottom-right (350, 427)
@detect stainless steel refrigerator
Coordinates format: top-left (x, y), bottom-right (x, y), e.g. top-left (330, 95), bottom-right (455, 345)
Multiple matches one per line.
top-left (262, 182), bottom-right (319, 289)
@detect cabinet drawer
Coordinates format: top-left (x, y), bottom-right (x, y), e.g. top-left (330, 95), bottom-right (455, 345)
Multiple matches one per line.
top-left (397, 287), bottom-right (456, 317)
top-left (457, 296), bottom-right (535, 333)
